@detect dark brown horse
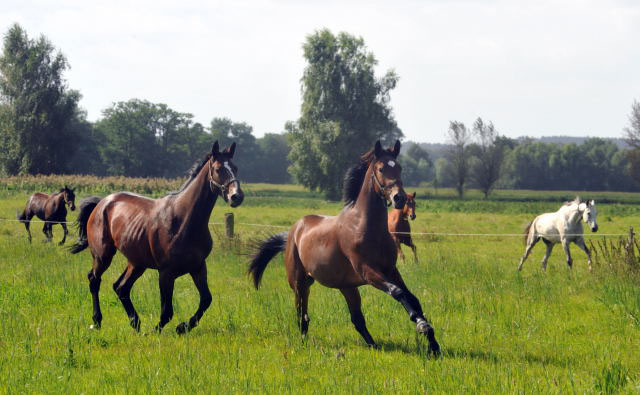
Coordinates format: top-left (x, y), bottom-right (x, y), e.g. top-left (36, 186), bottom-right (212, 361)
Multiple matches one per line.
top-left (70, 141), bottom-right (244, 334)
top-left (388, 191), bottom-right (418, 263)
top-left (18, 185), bottom-right (76, 244)
top-left (249, 140), bottom-right (440, 355)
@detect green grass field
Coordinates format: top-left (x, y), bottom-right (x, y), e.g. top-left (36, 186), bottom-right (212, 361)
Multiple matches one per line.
top-left (0, 184), bottom-right (639, 393)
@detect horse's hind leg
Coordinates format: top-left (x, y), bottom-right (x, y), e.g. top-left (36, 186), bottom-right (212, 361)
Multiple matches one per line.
top-left (339, 287), bottom-right (377, 348)
top-left (362, 265), bottom-right (440, 356)
top-left (176, 262), bottom-right (212, 334)
top-left (113, 263), bottom-right (146, 331)
top-left (541, 240), bottom-right (554, 271)
top-left (518, 237), bottom-right (539, 271)
top-left (24, 219), bottom-right (32, 243)
top-left (88, 253), bottom-right (114, 329)
top-left (155, 270), bottom-right (177, 333)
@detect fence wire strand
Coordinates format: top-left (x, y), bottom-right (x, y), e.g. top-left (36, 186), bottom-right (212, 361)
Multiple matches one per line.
top-left (0, 217), bottom-right (627, 238)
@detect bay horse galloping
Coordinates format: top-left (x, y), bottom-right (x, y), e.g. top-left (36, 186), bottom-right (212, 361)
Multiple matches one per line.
top-left (18, 185), bottom-right (76, 244)
top-left (249, 140), bottom-right (440, 356)
top-left (70, 141), bottom-right (244, 333)
top-left (388, 191), bottom-right (418, 263)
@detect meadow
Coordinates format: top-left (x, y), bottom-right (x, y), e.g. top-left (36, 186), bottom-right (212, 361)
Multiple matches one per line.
top-left (0, 180), bottom-right (639, 393)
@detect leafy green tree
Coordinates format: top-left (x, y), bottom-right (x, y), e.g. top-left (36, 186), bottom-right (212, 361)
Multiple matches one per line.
top-left (97, 99), bottom-right (207, 177)
top-left (445, 121), bottom-right (471, 197)
top-left (257, 133), bottom-right (291, 184)
top-left (470, 118), bottom-right (505, 198)
top-left (287, 29), bottom-right (403, 199)
top-left (0, 23), bottom-right (82, 175)
top-left (401, 143), bottom-right (433, 186)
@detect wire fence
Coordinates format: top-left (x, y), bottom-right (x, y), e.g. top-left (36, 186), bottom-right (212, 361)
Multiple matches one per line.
top-left (0, 217), bottom-right (629, 238)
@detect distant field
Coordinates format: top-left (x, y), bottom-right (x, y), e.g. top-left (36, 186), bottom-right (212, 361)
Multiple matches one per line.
top-left (0, 180), bottom-right (639, 392)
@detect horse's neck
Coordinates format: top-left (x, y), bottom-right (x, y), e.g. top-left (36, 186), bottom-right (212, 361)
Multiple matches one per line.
top-left (52, 192), bottom-right (64, 206)
top-left (352, 165), bottom-right (389, 233)
top-left (559, 204), bottom-right (582, 224)
top-left (173, 164), bottom-right (218, 227)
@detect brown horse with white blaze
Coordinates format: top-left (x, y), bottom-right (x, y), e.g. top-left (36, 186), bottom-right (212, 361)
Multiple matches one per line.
top-left (388, 191), bottom-right (418, 263)
top-left (69, 141), bottom-right (243, 333)
top-left (18, 185), bottom-right (76, 244)
top-left (248, 140), bottom-right (440, 356)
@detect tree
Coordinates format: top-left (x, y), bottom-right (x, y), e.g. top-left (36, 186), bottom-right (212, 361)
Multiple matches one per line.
top-left (0, 23), bottom-right (82, 175)
top-left (287, 29), bottom-right (403, 200)
top-left (445, 121), bottom-right (470, 197)
top-left (258, 133), bottom-right (291, 184)
top-left (470, 118), bottom-right (505, 198)
top-left (97, 99), bottom-right (207, 177)
top-left (624, 100), bottom-right (640, 184)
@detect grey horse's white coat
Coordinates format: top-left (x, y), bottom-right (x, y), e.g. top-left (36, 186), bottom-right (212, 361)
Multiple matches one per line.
top-left (518, 197), bottom-right (598, 271)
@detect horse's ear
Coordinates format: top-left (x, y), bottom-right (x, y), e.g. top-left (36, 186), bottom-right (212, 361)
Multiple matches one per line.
top-left (412, 192), bottom-right (416, 198)
top-left (211, 141), bottom-right (220, 156)
top-left (224, 142), bottom-right (236, 159)
top-left (590, 199), bottom-right (595, 206)
top-left (392, 140), bottom-right (401, 158)
top-left (374, 140), bottom-right (383, 158)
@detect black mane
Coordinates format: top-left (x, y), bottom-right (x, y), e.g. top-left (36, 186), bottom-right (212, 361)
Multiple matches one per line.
top-left (342, 147), bottom-right (395, 206)
top-left (170, 152), bottom-right (212, 195)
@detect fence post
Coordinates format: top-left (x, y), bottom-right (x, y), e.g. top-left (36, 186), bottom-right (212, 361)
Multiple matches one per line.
top-left (627, 226), bottom-right (635, 265)
top-left (224, 213), bottom-right (234, 239)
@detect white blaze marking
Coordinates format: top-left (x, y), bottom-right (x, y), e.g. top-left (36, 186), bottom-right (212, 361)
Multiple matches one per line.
top-left (224, 162), bottom-right (236, 180)
top-left (388, 160), bottom-right (396, 167)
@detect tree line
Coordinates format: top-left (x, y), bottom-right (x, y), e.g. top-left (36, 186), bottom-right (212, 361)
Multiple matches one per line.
top-left (1, 24), bottom-right (639, 198)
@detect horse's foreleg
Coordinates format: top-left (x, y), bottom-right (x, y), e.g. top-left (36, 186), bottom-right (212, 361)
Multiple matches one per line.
top-left (518, 237), bottom-right (539, 271)
top-left (562, 238), bottom-right (573, 268)
top-left (541, 240), bottom-right (554, 271)
top-left (339, 287), bottom-right (377, 348)
top-left (59, 223), bottom-right (68, 245)
top-left (155, 270), bottom-right (176, 333)
top-left (364, 267), bottom-right (440, 356)
top-left (575, 238), bottom-right (592, 271)
top-left (113, 264), bottom-right (146, 331)
top-left (176, 262), bottom-right (212, 334)
top-left (408, 239), bottom-right (419, 264)
top-left (42, 223), bottom-right (52, 242)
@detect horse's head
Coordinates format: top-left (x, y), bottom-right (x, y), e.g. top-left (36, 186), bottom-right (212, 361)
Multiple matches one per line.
top-left (579, 199), bottom-right (598, 232)
top-left (372, 139), bottom-right (407, 209)
top-left (61, 185), bottom-right (76, 211)
top-left (404, 192), bottom-right (417, 220)
top-left (208, 141), bottom-right (244, 208)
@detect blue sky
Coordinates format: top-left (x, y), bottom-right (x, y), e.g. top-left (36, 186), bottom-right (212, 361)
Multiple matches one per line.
top-left (1, 0), bottom-right (639, 142)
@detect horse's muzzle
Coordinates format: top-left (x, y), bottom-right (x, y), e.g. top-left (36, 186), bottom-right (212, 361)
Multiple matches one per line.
top-left (591, 225), bottom-right (598, 232)
top-left (410, 214), bottom-right (416, 220)
top-left (229, 191), bottom-right (244, 208)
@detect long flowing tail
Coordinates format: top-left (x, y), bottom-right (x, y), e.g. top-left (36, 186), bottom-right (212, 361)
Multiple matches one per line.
top-left (69, 196), bottom-right (102, 254)
top-left (523, 221), bottom-right (533, 245)
top-left (248, 232), bottom-right (288, 289)
top-left (16, 209), bottom-right (27, 223)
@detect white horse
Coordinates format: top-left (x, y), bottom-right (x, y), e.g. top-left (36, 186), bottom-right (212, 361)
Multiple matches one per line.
top-left (518, 197), bottom-right (598, 271)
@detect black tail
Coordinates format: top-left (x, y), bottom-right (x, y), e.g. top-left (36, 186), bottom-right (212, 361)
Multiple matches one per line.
top-left (69, 196), bottom-right (102, 254)
top-left (17, 209), bottom-right (27, 223)
top-left (248, 232), bottom-right (288, 289)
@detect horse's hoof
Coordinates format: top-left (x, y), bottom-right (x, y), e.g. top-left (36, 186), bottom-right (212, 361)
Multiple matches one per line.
top-left (89, 324), bottom-right (100, 330)
top-left (154, 324), bottom-right (163, 334)
top-left (428, 340), bottom-right (441, 357)
top-left (176, 322), bottom-right (189, 335)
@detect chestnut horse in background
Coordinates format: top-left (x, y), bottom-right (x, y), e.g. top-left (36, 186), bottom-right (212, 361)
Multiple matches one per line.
top-left (248, 140), bottom-right (440, 356)
top-left (70, 141), bottom-right (244, 334)
top-left (18, 185), bottom-right (76, 244)
top-left (388, 191), bottom-right (418, 263)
